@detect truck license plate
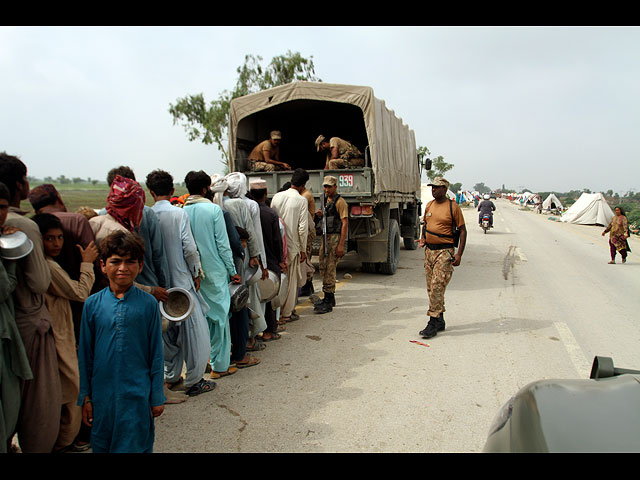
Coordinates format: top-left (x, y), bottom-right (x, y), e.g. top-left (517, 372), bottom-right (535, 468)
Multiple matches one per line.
top-left (339, 174), bottom-right (354, 188)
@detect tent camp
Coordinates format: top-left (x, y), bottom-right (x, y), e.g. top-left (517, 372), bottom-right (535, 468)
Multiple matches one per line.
top-left (560, 192), bottom-right (614, 226)
top-left (421, 184), bottom-right (455, 204)
top-left (542, 193), bottom-right (563, 211)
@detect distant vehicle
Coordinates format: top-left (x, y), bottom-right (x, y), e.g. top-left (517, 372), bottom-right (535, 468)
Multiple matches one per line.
top-left (481, 214), bottom-right (492, 234)
top-left (483, 356), bottom-right (640, 453)
top-left (490, 192), bottom-right (497, 199)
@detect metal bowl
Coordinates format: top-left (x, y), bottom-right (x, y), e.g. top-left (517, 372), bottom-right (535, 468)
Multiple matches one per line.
top-left (271, 272), bottom-right (289, 309)
top-left (0, 231), bottom-right (34, 260)
top-left (257, 269), bottom-right (280, 302)
top-left (229, 282), bottom-right (249, 312)
top-left (159, 287), bottom-right (195, 322)
top-left (244, 264), bottom-right (261, 286)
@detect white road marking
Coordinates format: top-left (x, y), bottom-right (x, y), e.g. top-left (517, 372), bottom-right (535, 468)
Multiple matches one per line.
top-left (515, 247), bottom-right (527, 261)
top-left (553, 321), bottom-right (590, 377)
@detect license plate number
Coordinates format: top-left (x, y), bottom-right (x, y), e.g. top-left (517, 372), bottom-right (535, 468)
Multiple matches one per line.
top-left (339, 174), bottom-right (354, 188)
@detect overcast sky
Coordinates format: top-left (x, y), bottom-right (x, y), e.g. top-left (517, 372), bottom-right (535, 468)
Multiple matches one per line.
top-left (1, 26), bottom-right (638, 194)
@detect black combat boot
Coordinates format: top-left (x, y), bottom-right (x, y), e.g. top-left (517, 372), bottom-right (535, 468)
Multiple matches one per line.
top-left (314, 292), bottom-right (335, 314)
top-left (419, 316), bottom-right (441, 339)
top-left (438, 313), bottom-right (446, 332)
top-left (325, 292), bottom-right (336, 307)
top-left (298, 279), bottom-right (314, 297)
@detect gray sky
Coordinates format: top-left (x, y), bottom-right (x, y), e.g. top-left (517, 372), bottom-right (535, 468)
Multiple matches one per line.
top-left (1, 26), bottom-right (638, 194)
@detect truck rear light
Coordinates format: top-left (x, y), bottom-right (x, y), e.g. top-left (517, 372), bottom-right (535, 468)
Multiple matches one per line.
top-left (361, 205), bottom-right (373, 216)
top-left (351, 206), bottom-right (362, 216)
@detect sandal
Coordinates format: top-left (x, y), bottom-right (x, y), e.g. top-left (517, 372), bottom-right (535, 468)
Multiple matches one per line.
top-left (185, 378), bottom-right (216, 396)
top-left (235, 355), bottom-right (261, 369)
top-left (210, 367), bottom-right (238, 379)
top-left (167, 377), bottom-right (186, 392)
top-left (247, 341), bottom-right (266, 352)
top-left (71, 441), bottom-right (91, 452)
top-left (278, 317), bottom-right (290, 325)
top-left (262, 333), bottom-right (281, 342)
top-left (608, 261), bottom-right (615, 264)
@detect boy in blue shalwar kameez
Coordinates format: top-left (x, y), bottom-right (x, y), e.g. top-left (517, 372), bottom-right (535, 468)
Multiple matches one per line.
top-left (77, 231), bottom-right (165, 453)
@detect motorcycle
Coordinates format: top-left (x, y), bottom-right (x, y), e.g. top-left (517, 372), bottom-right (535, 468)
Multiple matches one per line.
top-left (481, 214), bottom-right (491, 234)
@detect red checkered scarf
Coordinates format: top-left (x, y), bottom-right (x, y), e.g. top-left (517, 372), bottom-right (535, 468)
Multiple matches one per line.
top-left (106, 175), bottom-right (145, 232)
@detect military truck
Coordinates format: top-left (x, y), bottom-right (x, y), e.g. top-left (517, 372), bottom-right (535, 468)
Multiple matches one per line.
top-left (228, 81), bottom-right (426, 275)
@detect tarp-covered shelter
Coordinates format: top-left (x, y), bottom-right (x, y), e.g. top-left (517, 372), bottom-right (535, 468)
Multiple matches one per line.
top-left (561, 192), bottom-right (614, 226)
top-left (228, 81), bottom-right (420, 196)
top-left (421, 184), bottom-right (456, 204)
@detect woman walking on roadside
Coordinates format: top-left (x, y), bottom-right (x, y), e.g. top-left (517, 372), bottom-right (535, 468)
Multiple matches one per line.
top-left (602, 207), bottom-right (631, 264)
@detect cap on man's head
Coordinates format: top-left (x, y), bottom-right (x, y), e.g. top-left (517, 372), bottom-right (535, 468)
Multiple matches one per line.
top-left (270, 131), bottom-right (282, 140)
top-left (427, 177), bottom-right (450, 189)
top-left (322, 176), bottom-right (337, 187)
top-left (28, 183), bottom-right (60, 209)
top-left (315, 135), bottom-right (326, 151)
top-left (249, 178), bottom-right (267, 190)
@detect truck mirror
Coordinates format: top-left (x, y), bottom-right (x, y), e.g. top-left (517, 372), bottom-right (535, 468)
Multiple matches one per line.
top-left (424, 158), bottom-right (432, 171)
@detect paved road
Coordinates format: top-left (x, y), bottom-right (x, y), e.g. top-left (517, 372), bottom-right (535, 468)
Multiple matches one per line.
top-left (153, 199), bottom-right (640, 452)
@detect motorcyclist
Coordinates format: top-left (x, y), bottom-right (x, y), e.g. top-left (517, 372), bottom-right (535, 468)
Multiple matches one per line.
top-left (478, 194), bottom-right (495, 227)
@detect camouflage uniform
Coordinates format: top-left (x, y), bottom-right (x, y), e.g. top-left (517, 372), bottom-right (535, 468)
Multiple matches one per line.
top-left (326, 138), bottom-right (365, 169)
top-left (319, 233), bottom-right (341, 293)
top-left (249, 161), bottom-right (276, 172)
top-left (424, 247), bottom-right (454, 317)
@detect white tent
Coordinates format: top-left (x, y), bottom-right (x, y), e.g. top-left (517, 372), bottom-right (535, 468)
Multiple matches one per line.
top-left (560, 192), bottom-right (614, 226)
top-left (542, 193), bottom-right (563, 210)
top-left (421, 184), bottom-right (455, 204)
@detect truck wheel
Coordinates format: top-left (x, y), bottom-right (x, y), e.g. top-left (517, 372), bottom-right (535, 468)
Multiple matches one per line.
top-left (379, 219), bottom-right (400, 275)
top-left (403, 236), bottom-right (418, 250)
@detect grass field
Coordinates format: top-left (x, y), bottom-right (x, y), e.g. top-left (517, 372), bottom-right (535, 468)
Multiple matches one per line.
top-left (20, 182), bottom-right (189, 216)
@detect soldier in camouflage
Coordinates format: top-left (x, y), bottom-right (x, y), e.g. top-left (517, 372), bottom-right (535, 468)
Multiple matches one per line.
top-left (314, 176), bottom-right (349, 314)
top-left (315, 135), bottom-right (365, 170)
top-left (418, 177), bottom-right (467, 339)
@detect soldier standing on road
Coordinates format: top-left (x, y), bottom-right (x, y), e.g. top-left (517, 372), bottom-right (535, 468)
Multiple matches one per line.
top-left (314, 176), bottom-right (349, 314)
top-left (419, 177), bottom-right (467, 339)
top-left (248, 131), bottom-right (291, 172)
top-left (315, 135), bottom-right (365, 170)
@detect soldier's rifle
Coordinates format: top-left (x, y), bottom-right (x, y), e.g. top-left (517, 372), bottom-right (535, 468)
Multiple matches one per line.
top-left (321, 192), bottom-right (328, 258)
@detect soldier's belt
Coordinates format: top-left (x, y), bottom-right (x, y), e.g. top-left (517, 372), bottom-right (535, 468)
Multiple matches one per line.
top-left (425, 243), bottom-right (455, 250)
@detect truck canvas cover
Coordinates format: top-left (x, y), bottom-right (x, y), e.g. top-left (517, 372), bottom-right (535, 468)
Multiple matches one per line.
top-left (229, 82), bottom-right (419, 195)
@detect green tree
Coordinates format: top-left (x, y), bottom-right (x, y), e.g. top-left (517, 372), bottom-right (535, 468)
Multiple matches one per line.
top-left (474, 182), bottom-right (491, 194)
top-left (450, 182), bottom-right (462, 193)
top-left (169, 51), bottom-right (321, 170)
top-left (420, 148), bottom-right (454, 182)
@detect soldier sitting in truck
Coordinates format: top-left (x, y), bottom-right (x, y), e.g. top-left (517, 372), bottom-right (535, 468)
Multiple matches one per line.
top-left (248, 130), bottom-right (291, 172)
top-left (315, 135), bottom-right (365, 170)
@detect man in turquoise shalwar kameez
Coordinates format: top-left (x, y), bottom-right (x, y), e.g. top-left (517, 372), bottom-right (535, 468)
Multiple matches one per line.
top-left (183, 171), bottom-right (239, 377)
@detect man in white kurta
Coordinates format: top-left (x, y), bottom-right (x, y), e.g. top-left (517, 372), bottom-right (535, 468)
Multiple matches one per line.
top-left (147, 172), bottom-right (212, 393)
top-left (224, 173), bottom-right (269, 339)
top-left (270, 170), bottom-right (309, 321)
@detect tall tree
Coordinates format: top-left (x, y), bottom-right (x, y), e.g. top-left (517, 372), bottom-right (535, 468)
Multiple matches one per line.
top-left (418, 146), bottom-right (456, 186)
top-left (426, 156), bottom-right (454, 182)
top-left (474, 182), bottom-right (491, 194)
top-left (169, 51), bottom-right (321, 170)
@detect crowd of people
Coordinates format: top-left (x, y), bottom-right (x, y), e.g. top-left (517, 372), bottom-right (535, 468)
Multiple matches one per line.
top-left (0, 151), bottom-right (350, 453)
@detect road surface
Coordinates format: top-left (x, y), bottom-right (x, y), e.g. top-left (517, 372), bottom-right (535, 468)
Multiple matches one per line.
top-left (153, 198), bottom-right (640, 453)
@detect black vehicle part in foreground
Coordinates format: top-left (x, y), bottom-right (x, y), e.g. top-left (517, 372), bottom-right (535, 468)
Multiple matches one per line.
top-left (484, 356), bottom-right (640, 453)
